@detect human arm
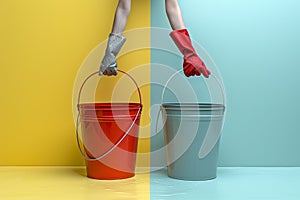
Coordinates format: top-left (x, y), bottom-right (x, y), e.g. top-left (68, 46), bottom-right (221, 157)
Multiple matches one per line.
top-left (165, 0), bottom-right (210, 77)
top-left (99, 0), bottom-right (131, 76)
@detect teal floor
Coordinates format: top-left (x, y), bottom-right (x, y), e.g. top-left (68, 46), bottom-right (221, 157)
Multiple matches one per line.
top-left (151, 167), bottom-right (300, 200)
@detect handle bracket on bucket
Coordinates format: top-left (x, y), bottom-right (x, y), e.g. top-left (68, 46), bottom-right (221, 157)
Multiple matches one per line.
top-left (76, 70), bottom-right (142, 161)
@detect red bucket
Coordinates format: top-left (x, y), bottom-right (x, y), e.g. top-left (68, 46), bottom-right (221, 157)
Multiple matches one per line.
top-left (76, 71), bottom-right (142, 180)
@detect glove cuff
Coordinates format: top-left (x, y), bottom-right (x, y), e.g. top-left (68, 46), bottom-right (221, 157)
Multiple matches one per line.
top-left (169, 29), bottom-right (196, 57)
top-left (101, 33), bottom-right (126, 67)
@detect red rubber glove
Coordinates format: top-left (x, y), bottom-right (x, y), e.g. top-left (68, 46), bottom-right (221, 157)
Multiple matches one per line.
top-left (170, 29), bottom-right (211, 78)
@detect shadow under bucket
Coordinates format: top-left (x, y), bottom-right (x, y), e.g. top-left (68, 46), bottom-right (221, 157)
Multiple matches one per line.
top-left (76, 71), bottom-right (142, 180)
top-left (162, 103), bottom-right (225, 181)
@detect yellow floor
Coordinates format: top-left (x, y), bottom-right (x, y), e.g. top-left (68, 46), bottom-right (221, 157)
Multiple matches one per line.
top-left (0, 166), bottom-right (150, 200)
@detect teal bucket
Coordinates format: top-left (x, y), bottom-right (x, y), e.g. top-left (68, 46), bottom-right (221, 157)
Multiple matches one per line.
top-left (162, 103), bottom-right (225, 181)
top-left (160, 73), bottom-right (226, 181)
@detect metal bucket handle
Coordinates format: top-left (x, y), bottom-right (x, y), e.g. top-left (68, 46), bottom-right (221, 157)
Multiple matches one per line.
top-left (161, 69), bottom-right (226, 106)
top-left (76, 70), bottom-right (142, 161)
top-left (156, 69), bottom-right (226, 159)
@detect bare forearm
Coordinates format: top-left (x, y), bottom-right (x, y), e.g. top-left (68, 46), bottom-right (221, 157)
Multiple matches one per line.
top-left (165, 0), bottom-right (185, 30)
top-left (112, 0), bottom-right (131, 34)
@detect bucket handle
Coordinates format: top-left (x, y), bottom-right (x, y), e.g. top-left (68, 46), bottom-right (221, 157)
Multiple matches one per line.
top-left (77, 70), bottom-right (142, 110)
top-left (76, 70), bottom-right (142, 161)
top-left (161, 70), bottom-right (226, 106)
top-left (156, 69), bottom-right (226, 159)
top-left (156, 70), bottom-right (226, 134)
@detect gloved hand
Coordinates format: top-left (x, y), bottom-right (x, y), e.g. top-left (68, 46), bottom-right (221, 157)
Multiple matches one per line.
top-left (99, 33), bottom-right (126, 76)
top-left (170, 29), bottom-right (211, 78)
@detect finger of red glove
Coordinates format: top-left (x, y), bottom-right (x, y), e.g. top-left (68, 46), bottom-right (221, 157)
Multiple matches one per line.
top-left (183, 61), bottom-right (194, 77)
top-left (185, 55), bottom-right (211, 77)
top-left (184, 60), bottom-right (203, 77)
top-left (199, 63), bottom-right (211, 78)
top-left (200, 67), bottom-right (209, 78)
top-left (194, 68), bottom-right (201, 76)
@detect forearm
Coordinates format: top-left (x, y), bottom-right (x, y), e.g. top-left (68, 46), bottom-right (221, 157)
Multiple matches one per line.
top-left (165, 0), bottom-right (185, 30)
top-left (112, 0), bottom-right (131, 35)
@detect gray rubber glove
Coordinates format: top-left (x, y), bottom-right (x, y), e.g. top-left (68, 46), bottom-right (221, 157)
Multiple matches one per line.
top-left (99, 33), bottom-right (126, 76)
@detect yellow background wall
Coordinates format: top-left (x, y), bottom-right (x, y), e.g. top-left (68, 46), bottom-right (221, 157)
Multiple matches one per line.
top-left (0, 0), bottom-right (150, 165)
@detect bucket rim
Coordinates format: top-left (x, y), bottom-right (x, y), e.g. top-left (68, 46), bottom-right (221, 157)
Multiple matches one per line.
top-left (162, 103), bottom-right (225, 108)
top-left (79, 102), bottom-right (142, 109)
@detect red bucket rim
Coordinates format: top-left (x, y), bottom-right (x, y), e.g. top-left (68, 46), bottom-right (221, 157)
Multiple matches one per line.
top-left (79, 103), bottom-right (142, 110)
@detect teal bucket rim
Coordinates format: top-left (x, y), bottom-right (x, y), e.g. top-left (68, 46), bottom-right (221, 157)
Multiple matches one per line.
top-left (161, 103), bottom-right (225, 111)
top-left (162, 102), bottom-right (224, 107)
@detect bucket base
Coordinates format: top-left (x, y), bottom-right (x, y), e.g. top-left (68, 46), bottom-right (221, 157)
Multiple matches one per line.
top-left (85, 160), bottom-right (136, 180)
top-left (87, 173), bottom-right (135, 180)
top-left (167, 173), bottom-right (216, 181)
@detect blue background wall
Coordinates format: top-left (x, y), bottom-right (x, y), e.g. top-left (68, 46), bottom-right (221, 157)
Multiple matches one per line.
top-left (151, 0), bottom-right (300, 166)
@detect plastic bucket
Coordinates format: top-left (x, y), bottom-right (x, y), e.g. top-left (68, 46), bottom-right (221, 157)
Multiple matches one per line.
top-left (160, 72), bottom-right (226, 181)
top-left (76, 71), bottom-right (142, 180)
